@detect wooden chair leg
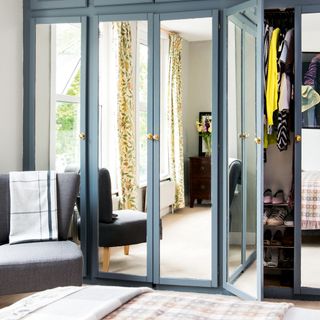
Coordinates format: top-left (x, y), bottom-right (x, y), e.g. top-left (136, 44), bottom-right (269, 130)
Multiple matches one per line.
top-left (102, 247), bottom-right (110, 272)
top-left (124, 245), bottom-right (130, 255)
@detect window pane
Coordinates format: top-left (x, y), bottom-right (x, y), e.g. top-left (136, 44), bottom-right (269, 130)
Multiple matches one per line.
top-left (55, 102), bottom-right (80, 172)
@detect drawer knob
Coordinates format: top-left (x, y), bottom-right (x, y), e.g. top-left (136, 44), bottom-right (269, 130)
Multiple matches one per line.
top-left (201, 166), bottom-right (205, 171)
top-left (200, 185), bottom-right (205, 190)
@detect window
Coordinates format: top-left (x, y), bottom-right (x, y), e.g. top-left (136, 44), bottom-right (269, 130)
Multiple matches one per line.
top-left (52, 23), bottom-right (81, 173)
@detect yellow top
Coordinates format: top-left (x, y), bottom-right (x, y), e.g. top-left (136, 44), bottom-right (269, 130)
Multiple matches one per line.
top-left (266, 28), bottom-right (280, 126)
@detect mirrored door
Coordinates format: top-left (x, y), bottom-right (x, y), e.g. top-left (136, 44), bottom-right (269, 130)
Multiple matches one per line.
top-left (98, 18), bottom-right (150, 279)
top-left (154, 11), bottom-right (219, 287)
top-left (34, 19), bottom-right (86, 269)
top-left (223, 0), bottom-right (263, 299)
top-left (300, 12), bottom-right (320, 292)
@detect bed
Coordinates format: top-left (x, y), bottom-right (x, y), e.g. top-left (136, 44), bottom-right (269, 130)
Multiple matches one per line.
top-left (301, 170), bottom-right (320, 230)
top-left (1, 285), bottom-right (320, 320)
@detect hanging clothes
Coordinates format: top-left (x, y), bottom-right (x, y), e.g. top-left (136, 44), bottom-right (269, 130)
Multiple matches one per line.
top-left (279, 28), bottom-right (294, 71)
top-left (266, 28), bottom-right (281, 127)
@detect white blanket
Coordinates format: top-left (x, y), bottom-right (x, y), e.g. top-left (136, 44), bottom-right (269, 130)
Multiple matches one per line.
top-left (0, 286), bottom-right (152, 320)
top-left (9, 171), bottom-right (58, 244)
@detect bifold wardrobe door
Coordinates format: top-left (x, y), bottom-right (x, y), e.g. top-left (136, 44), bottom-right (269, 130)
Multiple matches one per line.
top-left (223, 0), bottom-right (264, 300)
top-left (34, 17), bottom-right (88, 273)
top-left (153, 10), bottom-right (219, 288)
top-left (97, 16), bottom-right (152, 282)
top-left (300, 11), bottom-right (320, 294)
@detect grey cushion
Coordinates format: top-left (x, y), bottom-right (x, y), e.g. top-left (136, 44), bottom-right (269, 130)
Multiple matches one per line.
top-left (0, 174), bottom-right (10, 244)
top-left (56, 173), bottom-right (80, 240)
top-left (0, 173), bottom-right (80, 243)
top-left (99, 210), bottom-right (147, 247)
top-left (0, 241), bottom-right (82, 295)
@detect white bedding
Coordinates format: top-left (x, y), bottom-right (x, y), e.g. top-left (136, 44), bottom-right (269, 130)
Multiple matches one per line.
top-left (1, 285), bottom-right (320, 320)
top-left (284, 307), bottom-right (320, 320)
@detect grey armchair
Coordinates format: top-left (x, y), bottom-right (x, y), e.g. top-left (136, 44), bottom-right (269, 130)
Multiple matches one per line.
top-left (0, 173), bottom-right (83, 296)
top-left (99, 168), bottom-right (147, 272)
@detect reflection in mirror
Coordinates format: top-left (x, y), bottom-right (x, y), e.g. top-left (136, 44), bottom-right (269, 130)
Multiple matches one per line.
top-left (35, 22), bottom-right (82, 242)
top-left (226, 14), bottom-right (257, 298)
top-left (301, 13), bottom-right (320, 288)
top-left (159, 17), bottom-right (212, 280)
top-left (98, 21), bottom-right (148, 276)
top-left (35, 23), bottom-right (81, 172)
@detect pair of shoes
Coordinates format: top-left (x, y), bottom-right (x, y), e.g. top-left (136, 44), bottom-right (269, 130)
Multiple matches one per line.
top-left (263, 207), bottom-right (272, 225)
top-left (264, 229), bottom-right (282, 246)
top-left (278, 250), bottom-right (294, 268)
top-left (264, 247), bottom-right (279, 267)
top-left (264, 189), bottom-right (285, 204)
top-left (282, 229), bottom-right (294, 247)
top-left (284, 213), bottom-right (294, 227)
top-left (267, 207), bottom-right (287, 226)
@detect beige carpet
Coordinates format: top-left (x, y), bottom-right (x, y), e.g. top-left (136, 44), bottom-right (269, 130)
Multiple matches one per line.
top-left (99, 206), bottom-right (257, 288)
top-left (99, 206), bottom-right (212, 279)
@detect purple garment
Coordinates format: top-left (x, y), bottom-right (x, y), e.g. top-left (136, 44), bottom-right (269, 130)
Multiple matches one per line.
top-left (304, 54), bottom-right (320, 87)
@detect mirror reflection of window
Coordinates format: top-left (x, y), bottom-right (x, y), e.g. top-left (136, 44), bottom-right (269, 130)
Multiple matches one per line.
top-left (98, 21), bottom-right (148, 276)
top-left (35, 23), bottom-right (81, 173)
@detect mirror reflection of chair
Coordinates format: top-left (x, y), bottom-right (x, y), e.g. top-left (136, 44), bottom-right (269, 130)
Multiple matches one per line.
top-left (99, 168), bottom-right (147, 272)
top-left (229, 158), bottom-right (242, 206)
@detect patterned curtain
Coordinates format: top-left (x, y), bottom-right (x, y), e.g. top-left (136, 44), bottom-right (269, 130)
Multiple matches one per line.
top-left (168, 33), bottom-right (185, 209)
top-left (116, 22), bottom-right (137, 210)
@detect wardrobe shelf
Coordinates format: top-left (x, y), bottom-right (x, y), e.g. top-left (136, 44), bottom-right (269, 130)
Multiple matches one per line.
top-left (263, 245), bottom-right (294, 249)
top-left (264, 266), bottom-right (294, 271)
top-left (264, 225), bottom-right (294, 228)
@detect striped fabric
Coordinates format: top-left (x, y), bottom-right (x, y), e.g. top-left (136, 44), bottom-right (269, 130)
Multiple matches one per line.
top-left (277, 110), bottom-right (290, 151)
top-left (9, 171), bottom-right (58, 244)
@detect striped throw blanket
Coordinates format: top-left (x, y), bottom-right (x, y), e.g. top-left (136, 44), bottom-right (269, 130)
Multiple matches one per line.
top-left (9, 171), bottom-right (58, 244)
top-left (104, 291), bottom-right (293, 320)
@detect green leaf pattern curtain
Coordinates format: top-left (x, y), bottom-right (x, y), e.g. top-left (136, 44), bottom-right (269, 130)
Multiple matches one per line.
top-left (168, 33), bottom-right (185, 209)
top-left (116, 22), bottom-right (137, 210)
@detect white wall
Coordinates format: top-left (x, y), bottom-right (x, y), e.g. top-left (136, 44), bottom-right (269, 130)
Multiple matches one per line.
top-left (302, 129), bottom-right (320, 171)
top-left (183, 40), bottom-right (212, 159)
top-left (0, 0), bottom-right (23, 173)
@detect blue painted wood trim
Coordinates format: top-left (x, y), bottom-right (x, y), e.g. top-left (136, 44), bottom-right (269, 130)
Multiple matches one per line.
top-left (159, 278), bottom-right (212, 287)
top-left (294, 5), bottom-right (302, 296)
top-left (153, 13), bottom-right (161, 285)
top-left (147, 12), bottom-right (155, 284)
top-left (80, 16), bottom-right (88, 277)
top-left (23, 13), bottom-right (36, 170)
top-left (35, 16), bottom-right (82, 24)
top-left (159, 10), bottom-right (212, 20)
top-left (302, 4), bottom-right (320, 13)
top-left (99, 13), bottom-right (148, 21)
top-left (256, 0), bottom-right (264, 301)
top-left (28, 0), bottom-right (244, 18)
top-left (88, 15), bottom-right (100, 280)
top-left (221, 6), bottom-right (229, 290)
top-left (94, 0), bottom-right (152, 6)
top-left (211, 9), bottom-right (219, 288)
top-left (31, 0), bottom-right (87, 10)
top-left (265, 0), bottom-right (320, 10)
top-left (97, 272), bottom-right (148, 282)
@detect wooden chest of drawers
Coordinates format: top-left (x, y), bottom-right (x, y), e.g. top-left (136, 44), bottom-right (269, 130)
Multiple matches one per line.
top-left (189, 157), bottom-right (211, 208)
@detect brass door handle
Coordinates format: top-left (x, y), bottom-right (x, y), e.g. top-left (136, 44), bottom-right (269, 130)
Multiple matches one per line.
top-left (255, 137), bottom-right (262, 145)
top-left (239, 133), bottom-right (250, 139)
top-left (79, 132), bottom-right (86, 140)
top-left (153, 134), bottom-right (160, 141)
top-left (147, 133), bottom-right (153, 140)
top-left (295, 135), bottom-right (302, 143)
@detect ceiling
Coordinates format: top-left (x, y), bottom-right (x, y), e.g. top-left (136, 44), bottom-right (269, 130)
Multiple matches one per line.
top-left (161, 17), bottom-right (212, 42)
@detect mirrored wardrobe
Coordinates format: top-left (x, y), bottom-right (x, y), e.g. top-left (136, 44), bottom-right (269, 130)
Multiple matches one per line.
top-left (33, 19), bottom-right (87, 268)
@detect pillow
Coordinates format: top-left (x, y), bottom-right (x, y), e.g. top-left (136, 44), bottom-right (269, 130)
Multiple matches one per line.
top-left (9, 171), bottom-right (58, 244)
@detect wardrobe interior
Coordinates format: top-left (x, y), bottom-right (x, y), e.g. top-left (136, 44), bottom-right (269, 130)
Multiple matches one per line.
top-left (263, 9), bottom-right (295, 289)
